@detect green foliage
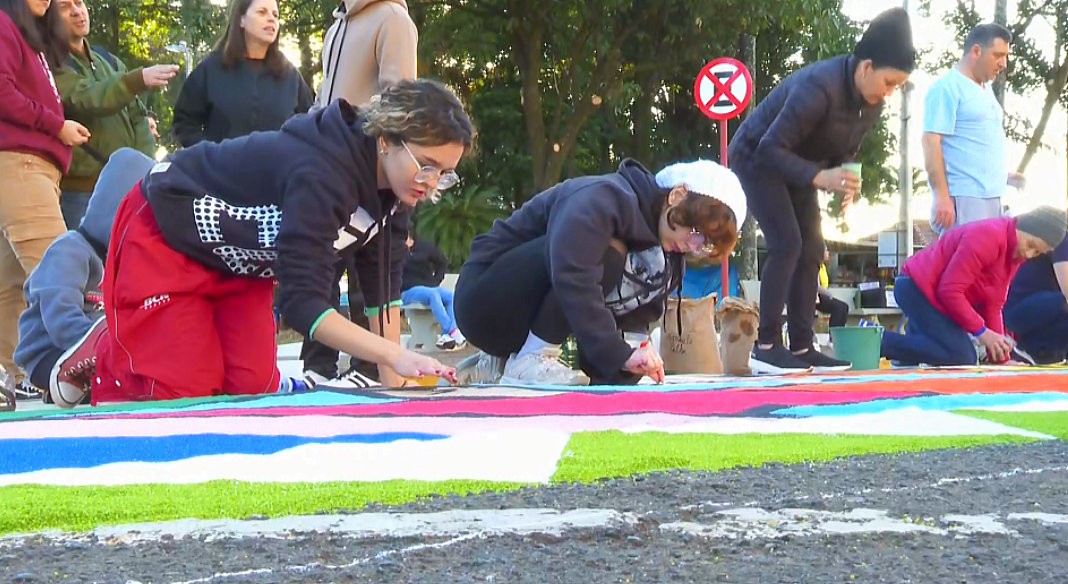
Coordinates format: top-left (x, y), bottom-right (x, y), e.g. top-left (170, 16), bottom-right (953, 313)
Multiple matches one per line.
top-left (414, 183), bottom-right (509, 267)
top-left (88, 0), bottom-right (895, 243)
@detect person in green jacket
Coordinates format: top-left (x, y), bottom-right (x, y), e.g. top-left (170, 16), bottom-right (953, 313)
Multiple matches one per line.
top-left (50, 0), bottom-right (178, 229)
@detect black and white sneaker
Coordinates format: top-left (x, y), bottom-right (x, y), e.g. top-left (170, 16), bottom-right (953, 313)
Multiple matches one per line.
top-left (793, 348), bottom-right (852, 372)
top-left (11, 380), bottom-right (41, 400)
top-left (750, 345), bottom-right (813, 375)
top-left (303, 366), bottom-right (380, 390)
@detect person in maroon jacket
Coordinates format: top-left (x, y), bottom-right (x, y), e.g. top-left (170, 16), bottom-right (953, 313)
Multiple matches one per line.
top-left (0, 0), bottom-right (89, 404)
top-left (881, 206), bottom-right (1066, 367)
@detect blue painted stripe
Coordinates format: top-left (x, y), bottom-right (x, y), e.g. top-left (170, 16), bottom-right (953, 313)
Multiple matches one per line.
top-left (774, 392), bottom-right (1068, 418)
top-left (0, 433), bottom-right (445, 475)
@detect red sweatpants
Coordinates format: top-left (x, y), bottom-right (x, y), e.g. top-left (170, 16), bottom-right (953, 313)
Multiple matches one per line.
top-left (93, 185), bottom-right (280, 404)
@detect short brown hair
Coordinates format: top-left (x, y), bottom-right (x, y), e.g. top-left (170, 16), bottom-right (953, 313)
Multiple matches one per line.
top-left (359, 79), bottom-right (476, 155)
top-left (667, 189), bottom-right (739, 261)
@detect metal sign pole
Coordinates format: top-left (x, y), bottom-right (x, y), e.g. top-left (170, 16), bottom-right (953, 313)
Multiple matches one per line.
top-left (720, 118), bottom-right (730, 301)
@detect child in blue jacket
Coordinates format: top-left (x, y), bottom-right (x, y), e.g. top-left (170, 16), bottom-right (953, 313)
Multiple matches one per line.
top-left (15, 148), bottom-right (154, 404)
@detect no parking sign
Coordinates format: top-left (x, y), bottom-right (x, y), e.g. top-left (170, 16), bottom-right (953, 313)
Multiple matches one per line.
top-left (694, 57), bottom-right (753, 122)
top-left (693, 57), bottom-right (753, 301)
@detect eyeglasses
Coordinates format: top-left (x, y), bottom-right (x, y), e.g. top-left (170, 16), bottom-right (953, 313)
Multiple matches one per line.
top-left (402, 142), bottom-right (460, 190)
top-left (683, 227), bottom-right (722, 257)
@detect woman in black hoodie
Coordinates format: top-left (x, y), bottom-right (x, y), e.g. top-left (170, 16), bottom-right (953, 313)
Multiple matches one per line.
top-left (454, 159), bottom-right (746, 386)
top-left (48, 79), bottom-right (474, 407)
top-left (728, 7), bottom-right (916, 374)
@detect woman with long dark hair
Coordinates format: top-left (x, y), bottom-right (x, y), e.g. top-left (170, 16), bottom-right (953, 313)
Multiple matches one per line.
top-left (0, 0), bottom-right (89, 403)
top-left (172, 0), bottom-right (313, 146)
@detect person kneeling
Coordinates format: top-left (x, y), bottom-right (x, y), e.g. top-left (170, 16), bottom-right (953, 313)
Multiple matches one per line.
top-left (47, 80), bottom-right (474, 405)
top-left (881, 207), bottom-right (1066, 367)
top-left (15, 148), bottom-right (155, 408)
top-left (1003, 236), bottom-right (1068, 364)
top-left (454, 159), bottom-right (745, 386)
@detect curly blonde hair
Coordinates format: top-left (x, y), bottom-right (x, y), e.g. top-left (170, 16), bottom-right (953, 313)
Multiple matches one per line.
top-left (359, 79), bottom-right (476, 154)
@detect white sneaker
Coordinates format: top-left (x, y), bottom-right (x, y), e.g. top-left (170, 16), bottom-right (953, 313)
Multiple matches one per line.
top-left (499, 348), bottom-right (590, 386)
top-left (303, 367), bottom-right (380, 390)
top-left (435, 334), bottom-right (457, 351)
top-left (455, 350), bottom-right (505, 385)
top-left (449, 329), bottom-right (467, 350)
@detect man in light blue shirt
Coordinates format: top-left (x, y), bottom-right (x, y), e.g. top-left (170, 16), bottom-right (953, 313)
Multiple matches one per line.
top-left (923, 23), bottom-right (1023, 235)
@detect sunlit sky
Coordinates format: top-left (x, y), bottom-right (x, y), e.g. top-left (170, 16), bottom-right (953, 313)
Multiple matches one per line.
top-left (832, 0), bottom-right (1067, 242)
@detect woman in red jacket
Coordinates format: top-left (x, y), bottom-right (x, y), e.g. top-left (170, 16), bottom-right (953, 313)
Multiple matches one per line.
top-left (0, 0), bottom-right (89, 401)
top-left (881, 206), bottom-right (1066, 366)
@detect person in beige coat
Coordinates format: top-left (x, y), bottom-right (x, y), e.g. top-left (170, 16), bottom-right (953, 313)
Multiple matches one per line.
top-left (302, 0), bottom-right (419, 389)
top-left (316, 0), bottom-right (417, 107)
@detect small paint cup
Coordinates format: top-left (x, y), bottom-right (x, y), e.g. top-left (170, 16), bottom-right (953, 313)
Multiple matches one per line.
top-left (410, 374), bottom-right (441, 387)
top-left (842, 161), bottom-right (862, 182)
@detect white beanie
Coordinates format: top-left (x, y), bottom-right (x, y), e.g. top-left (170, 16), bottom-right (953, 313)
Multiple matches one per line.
top-left (654, 159), bottom-right (747, 226)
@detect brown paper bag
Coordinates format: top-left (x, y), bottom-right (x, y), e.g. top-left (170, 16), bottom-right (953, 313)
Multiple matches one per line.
top-left (662, 295), bottom-right (723, 374)
top-left (716, 297), bottom-right (759, 376)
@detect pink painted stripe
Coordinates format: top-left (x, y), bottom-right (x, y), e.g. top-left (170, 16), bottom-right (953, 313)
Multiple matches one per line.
top-left (0, 413), bottom-right (771, 440)
top-left (79, 389), bottom-right (921, 420)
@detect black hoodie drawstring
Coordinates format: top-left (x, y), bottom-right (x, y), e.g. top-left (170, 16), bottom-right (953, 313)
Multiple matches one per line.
top-left (375, 215), bottom-right (392, 333)
top-left (659, 253), bottom-right (685, 338)
top-left (323, 4), bottom-right (349, 104)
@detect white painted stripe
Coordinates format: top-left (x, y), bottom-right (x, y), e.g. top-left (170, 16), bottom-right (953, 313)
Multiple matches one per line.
top-left (661, 508), bottom-right (1042, 539)
top-left (10, 508), bottom-right (638, 546)
top-left (13, 507), bottom-right (1066, 551)
top-left (969, 399), bottom-right (1068, 412)
top-left (0, 409), bottom-right (1048, 441)
top-left (0, 431), bottom-right (570, 486)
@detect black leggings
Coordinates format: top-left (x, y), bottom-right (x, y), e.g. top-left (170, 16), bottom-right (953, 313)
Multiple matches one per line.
top-left (735, 160), bottom-right (824, 350)
top-left (455, 236), bottom-right (638, 383)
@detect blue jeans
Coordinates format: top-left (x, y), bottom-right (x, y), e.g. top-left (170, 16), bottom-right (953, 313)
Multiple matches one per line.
top-left (881, 276), bottom-right (977, 366)
top-left (60, 190), bottom-right (91, 230)
top-left (1005, 291), bottom-right (1068, 355)
top-left (402, 286), bottom-right (456, 334)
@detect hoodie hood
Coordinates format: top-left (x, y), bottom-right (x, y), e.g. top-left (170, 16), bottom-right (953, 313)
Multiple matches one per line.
top-left (617, 158), bottom-right (669, 241)
top-left (80, 147), bottom-right (156, 247)
top-left (336, 0), bottom-right (408, 18)
top-left (281, 99), bottom-right (380, 213)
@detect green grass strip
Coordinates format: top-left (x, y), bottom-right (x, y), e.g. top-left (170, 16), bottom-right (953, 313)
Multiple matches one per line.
top-left (0, 395), bottom-right (245, 422)
top-left (0, 480), bottom-right (524, 536)
top-left (957, 410), bottom-right (1068, 440)
top-left (551, 431), bottom-right (1037, 483)
top-left (0, 429), bottom-right (1045, 535)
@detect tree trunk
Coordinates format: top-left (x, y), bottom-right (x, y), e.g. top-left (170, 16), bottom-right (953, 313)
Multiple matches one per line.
top-left (994, 0), bottom-right (1008, 105)
top-left (298, 32), bottom-right (315, 91)
top-left (1017, 13), bottom-right (1068, 173)
top-left (513, 23), bottom-right (548, 200)
top-left (738, 33), bottom-right (759, 282)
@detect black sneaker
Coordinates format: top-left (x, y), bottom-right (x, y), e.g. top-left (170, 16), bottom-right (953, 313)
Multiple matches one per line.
top-left (750, 345), bottom-right (813, 375)
top-left (1028, 348), bottom-right (1067, 366)
top-left (793, 348), bottom-right (852, 372)
top-left (11, 380), bottom-right (41, 400)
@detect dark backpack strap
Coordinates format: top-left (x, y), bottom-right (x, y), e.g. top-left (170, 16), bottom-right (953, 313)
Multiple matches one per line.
top-left (90, 45), bottom-right (118, 70)
top-left (80, 144), bottom-right (109, 165)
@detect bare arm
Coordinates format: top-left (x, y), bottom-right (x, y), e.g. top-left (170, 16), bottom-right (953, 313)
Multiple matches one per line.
top-left (312, 309), bottom-right (452, 386)
top-left (368, 306), bottom-right (404, 386)
top-left (922, 132), bottom-right (950, 202)
top-left (923, 132), bottom-right (956, 230)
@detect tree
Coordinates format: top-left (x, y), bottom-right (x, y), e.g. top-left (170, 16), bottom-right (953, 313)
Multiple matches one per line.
top-left (415, 0), bottom-right (894, 211)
